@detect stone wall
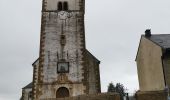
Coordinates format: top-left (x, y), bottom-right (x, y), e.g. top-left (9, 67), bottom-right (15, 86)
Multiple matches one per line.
top-left (35, 0), bottom-right (87, 98)
top-left (21, 88), bottom-right (32, 100)
top-left (85, 50), bottom-right (101, 94)
top-left (135, 90), bottom-right (168, 100)
top-left (41, 93), bottom-right (120, 100)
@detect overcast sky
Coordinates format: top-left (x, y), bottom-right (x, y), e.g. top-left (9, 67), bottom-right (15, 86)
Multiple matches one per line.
top-left (0, 0), bottom-right (170, 100)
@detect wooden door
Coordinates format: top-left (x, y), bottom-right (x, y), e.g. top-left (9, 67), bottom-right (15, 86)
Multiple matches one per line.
top-left (56, 87), bottom-right (69, 98)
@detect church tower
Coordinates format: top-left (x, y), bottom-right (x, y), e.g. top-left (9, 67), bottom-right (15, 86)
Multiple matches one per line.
top-left (30, 0), bottom-right (101, 99)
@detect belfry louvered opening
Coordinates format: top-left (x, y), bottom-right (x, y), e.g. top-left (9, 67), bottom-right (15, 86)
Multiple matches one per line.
top-left (57, 1), bottom-right (68, 11)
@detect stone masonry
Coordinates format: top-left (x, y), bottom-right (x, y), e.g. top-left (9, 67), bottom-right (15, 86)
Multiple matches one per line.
top-left (20, 0), bottom-right (101, 100)
top-left (40, 93), bottom-right (120, 100)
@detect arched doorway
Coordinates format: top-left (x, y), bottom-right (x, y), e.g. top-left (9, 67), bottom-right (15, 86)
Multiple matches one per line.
top-left (56, 87), bottom-right (69, 98)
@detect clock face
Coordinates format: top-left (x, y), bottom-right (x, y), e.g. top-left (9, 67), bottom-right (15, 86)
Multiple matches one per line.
top-left (58, 11), bottom-right (68, 20)
top-left (58, 11), bottom-right (73, 20)
top-left (57, 62), bottom-right (69, 73)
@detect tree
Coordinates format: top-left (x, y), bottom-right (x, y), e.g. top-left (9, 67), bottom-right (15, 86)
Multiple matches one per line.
top-left (115, 83), bottom-right (126, 100)
top-left (108, 82), bottom-right (116, 92)
top-left (107, 82), bottom-right (127, 100)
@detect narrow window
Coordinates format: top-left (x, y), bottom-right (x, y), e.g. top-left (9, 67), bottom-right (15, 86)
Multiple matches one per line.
top-left (58, 2), bottom-right (62, 11)
top-left (28, 91), bottom-right (32, 100)
top-left (63, 2), bottom-right (68, 10)
top-left (60, 35), bottom-right (66, 45)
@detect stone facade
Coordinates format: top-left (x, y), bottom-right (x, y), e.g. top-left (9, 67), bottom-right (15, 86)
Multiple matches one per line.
top-left (40, 93), bottom-right (120, 100)
top-left (21, 0), bottom-right (101, 100)
top-left (85, 50), bottom-right (101, 94)
top-left (135, 90), bottom-right (168, 100)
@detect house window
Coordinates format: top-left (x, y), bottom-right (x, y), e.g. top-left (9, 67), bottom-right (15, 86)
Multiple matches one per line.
top-left (63, 2), bottom-right (68, 10)
top-left (58, 2), bottom-right (62, 11)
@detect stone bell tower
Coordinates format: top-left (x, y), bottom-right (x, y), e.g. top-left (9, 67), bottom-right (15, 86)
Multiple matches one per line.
top-left (32, 0), bottom-right (101, 99)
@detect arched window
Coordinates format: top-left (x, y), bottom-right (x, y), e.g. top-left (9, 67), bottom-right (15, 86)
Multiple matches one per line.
top-left (58, 2), bottom-right (62, 11)
top-left (63, 2), bottom-right (68, 10)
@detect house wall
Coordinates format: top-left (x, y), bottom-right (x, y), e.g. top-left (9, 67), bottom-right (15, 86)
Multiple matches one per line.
top-left (163, 57), bottom-right (170, 89)
top-left (136, 36), bottom-right (165, 91)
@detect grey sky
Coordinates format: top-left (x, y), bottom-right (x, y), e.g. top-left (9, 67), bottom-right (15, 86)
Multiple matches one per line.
top-left (0, 0), bottom-right (170, 100)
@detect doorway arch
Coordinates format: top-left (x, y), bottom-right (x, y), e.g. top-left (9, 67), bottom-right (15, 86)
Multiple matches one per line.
top-left (56, 87), bottom-right (69, 98)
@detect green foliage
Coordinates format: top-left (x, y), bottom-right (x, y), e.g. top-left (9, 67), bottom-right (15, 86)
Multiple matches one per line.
top-left (115, 83), bottom-right (126, 96)
top-left (107, 82), bottom-right (127, 100)
top-left (107, 83), bottom-right (116, 92)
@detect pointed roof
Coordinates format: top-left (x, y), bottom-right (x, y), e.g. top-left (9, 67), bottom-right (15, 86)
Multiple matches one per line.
top-left (135, 34), bottom-right (170, 61)
top-left (86, 49), bottom-right (100, 64)
top-left (147, 34), bottom-right (170, 49)
top-left (22, 82), bottom-right (33, 89)
top-left (32, 58), bottom-right (39, 66)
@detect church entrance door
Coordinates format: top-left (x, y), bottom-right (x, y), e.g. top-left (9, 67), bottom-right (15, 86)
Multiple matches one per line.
top-left (56, 87), bottom-right (69, 98)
